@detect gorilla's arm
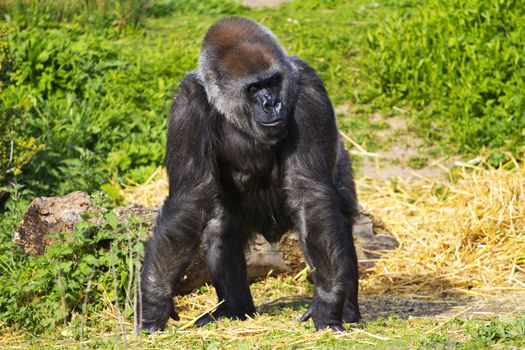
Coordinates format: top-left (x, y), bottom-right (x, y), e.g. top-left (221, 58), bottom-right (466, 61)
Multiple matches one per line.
top-left (285, 59), bottom-right (359, 331)
top-left (138, 74), bottom-right (217, 332)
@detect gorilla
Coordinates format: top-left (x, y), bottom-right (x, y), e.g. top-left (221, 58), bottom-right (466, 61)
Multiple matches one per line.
top-left (137, 17), bottom-right (360, 332)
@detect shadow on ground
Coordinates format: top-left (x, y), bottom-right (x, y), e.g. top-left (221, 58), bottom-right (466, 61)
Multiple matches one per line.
top-left (257, 295), bottom-right (312, 316)
top-left (359, 295), bottom-right (463, 320)
top-left (258, 290), bottom-right (525, 321)
top-left (257, 275), bottom-right (469, 320)
top-left (257, 294), bottom-right (463, 320)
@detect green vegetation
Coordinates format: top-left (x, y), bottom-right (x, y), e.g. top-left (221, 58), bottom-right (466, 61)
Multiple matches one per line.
top-left (0, 0), bottom-right (524, 347)
top-left (0, 23), bottom-right (43, 188)
top-left (365, 0), bottom-right (525, 157)
top-left (2, 0), bottom-right (524, 196)
top-left (0, 192), bottom-right (144, 333)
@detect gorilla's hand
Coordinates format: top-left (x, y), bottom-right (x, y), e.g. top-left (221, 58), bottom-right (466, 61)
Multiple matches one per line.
top-left (135, 298), bottom-right (180, 334)
top-left (298, 298), bottom-right (344, 332)
top-left (299, 295), bottom-right (360, 331)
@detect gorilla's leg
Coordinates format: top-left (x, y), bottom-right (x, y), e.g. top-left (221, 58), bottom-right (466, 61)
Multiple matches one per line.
top-left (336, 152), bottom-right (361, 323)
top-left (195, 217), bottom-right (255, 326)
top-left (137, 197), bottom-right (202, 332)
top-left (340, 221), bottom-right (360, 323)
top-left (293, 182), bottom-right (359, 331)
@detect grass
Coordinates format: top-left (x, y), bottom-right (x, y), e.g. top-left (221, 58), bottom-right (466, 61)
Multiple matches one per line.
top-left (363, 0), bottom-right (525, 158)
top-left (1, 275), bottom-right (524, 348)
top-left (2, 0), bottom-right (523, 196)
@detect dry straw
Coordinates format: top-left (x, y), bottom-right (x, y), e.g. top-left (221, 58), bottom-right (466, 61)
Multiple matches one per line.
top-left (121, 158), bottom-right (525, 297)
top-left (360, 157), bottom-right (525, 297)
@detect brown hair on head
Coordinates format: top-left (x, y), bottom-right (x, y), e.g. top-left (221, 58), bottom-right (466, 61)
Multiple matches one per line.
top-left (220, 41), bottom-right (274, 78)
top-left (203, 17), bottom-right (281, 78)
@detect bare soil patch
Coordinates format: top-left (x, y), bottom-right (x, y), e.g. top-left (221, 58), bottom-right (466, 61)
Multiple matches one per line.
top-left (361, 112), bottom-right (456, 181)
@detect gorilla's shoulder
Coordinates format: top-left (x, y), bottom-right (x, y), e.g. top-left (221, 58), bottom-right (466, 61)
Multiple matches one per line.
top-left (176, 72), bottom-right (208, 101)
top-left (169, 72), bottom-right (212, 135)
top-left (288, 57), bottom-right (315, 75)
top-left (288, 57), bottom-right (326, 90)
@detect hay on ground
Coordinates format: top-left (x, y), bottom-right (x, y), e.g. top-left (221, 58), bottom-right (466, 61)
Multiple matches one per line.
top-left (360, 158), bottom-right (525, 296)
top-left (121, 158), bottom-right (525, 296)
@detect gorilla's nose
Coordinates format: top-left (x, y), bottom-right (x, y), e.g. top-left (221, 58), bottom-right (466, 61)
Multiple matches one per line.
top-left (263, 95), bottom-right (279, 110)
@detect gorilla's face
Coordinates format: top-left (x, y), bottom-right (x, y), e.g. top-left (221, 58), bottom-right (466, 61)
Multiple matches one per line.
top-left (206, 64), bottom-right (296, 145)
top-left (198, 21), bottom-right (300, 145)
top-left (243, 71), bottom-right (288, 143)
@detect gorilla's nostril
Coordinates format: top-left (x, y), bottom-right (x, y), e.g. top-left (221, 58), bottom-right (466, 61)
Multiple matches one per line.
top-left (263, 94), bottom-right (278, 108)
top-left (264, 99), bottom-right (279, 110)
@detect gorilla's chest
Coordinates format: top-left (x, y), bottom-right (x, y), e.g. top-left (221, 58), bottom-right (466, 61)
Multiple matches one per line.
top-left (218, 157), bottom-right (292, 240)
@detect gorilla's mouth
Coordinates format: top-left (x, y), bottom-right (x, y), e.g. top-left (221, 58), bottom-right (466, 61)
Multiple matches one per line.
top-left (259, 119), bottom-right (283, 127)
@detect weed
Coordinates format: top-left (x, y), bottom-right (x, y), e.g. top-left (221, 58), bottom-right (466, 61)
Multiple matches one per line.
top-left (407, 156), bottom-right (428, 169)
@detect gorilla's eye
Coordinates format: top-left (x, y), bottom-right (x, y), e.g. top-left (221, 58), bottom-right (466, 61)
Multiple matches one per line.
top-left (248, 86), bottom-right (258, 95)
top-left (270, 74), bottom-right (282, 86)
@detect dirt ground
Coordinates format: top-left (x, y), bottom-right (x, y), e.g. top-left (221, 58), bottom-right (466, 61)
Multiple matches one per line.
top-left (362, 293), bottom-right (525, 321)
top-left (334, 104), bottom-right (459, 182)
top-left (357, 113), bottom-right (453, 181)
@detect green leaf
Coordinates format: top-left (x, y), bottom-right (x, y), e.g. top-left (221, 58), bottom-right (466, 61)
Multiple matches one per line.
top-left (104, 212), bottom-right (118, 229)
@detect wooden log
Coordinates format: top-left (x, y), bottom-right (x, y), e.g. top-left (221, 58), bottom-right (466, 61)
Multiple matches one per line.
top-left (15, 192), bottom-right (398, 295)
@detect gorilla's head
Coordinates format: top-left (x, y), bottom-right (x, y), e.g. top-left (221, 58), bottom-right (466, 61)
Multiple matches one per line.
top-left (199, 17), bottom-right (299, 144)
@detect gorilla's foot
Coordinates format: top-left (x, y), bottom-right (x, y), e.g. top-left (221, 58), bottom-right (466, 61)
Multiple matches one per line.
top-left (342, 303), bottom-right (360, 324)
top-left (298, 301), bottom-right (345, 332)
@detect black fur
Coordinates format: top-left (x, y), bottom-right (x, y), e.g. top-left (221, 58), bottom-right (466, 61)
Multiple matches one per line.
top-left (137, 17), bottom-right (360, 332)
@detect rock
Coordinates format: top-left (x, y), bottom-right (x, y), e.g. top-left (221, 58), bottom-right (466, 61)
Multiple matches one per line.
top-left (353, 209), bottom-right (399, 268)
top-left (15, 192), bottom-right (398, 294)
top-left (14, 191), bottom-right (93, 255)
